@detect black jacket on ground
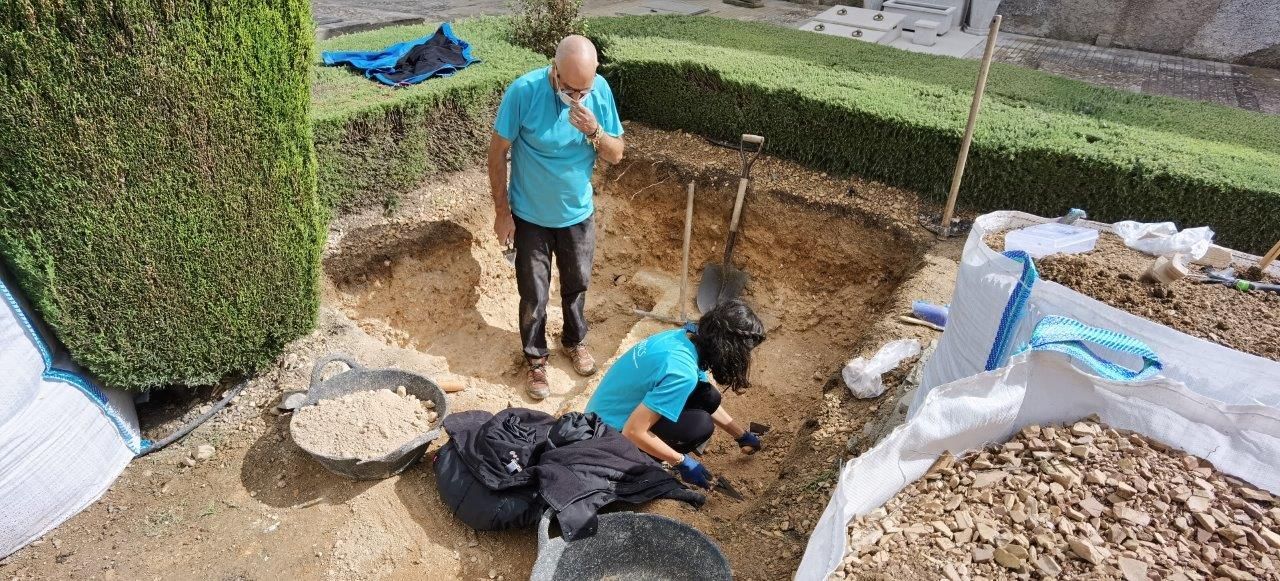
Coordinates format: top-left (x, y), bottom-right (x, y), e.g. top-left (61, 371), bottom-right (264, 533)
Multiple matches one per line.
top-left (439, 409), bottom-right (704, 540)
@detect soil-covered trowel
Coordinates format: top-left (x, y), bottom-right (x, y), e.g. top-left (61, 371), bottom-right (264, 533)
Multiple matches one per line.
top-left (697, 133), bottom-right (764, 313)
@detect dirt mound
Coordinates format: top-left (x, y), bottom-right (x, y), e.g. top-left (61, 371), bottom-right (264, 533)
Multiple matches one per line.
top-left (1034, 234), bottom-right (1280, 360)
top-left (837, 419), bottom-right (1280, 580)
top-left (292, 388), bottom-right (437, 460)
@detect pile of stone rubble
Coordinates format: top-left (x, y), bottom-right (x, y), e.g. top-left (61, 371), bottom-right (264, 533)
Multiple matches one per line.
top-left (834, 418), bottom-right (1279, 580)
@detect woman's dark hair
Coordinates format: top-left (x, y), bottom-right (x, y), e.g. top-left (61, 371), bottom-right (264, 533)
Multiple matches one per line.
top-left (692, 298), bottom-right (766, 393)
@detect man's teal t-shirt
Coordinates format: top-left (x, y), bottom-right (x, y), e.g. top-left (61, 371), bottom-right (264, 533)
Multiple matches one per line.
top-left (494, 66), bottom-right (624, 229)
top-left (585, 329), bottom-right (711, 431)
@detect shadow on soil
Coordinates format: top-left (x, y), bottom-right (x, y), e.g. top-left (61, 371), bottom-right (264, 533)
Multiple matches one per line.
top-left (240, 414), bottom-right (378, 508)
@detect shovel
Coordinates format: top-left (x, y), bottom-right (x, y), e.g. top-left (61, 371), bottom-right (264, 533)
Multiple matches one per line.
top-left (634, 181), bottom-right (696, 326)
top-left (698, 133), bottom-right (764, 313)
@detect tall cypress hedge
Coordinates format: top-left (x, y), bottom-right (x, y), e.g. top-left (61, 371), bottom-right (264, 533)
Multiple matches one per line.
top-left (0, 1), bottom-right (322, 390)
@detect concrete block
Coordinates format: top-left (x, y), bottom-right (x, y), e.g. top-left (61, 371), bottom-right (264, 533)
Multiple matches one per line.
top-left (913, 19), bottom-right (939, 45)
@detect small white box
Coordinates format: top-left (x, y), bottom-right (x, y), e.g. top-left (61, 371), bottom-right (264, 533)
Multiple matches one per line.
top-left (912, 19), bottom-right (939, 45)
top-left (1003, 223), bottom-right (1099, 258)
top-left (881, 0), bottom-right (957, 34)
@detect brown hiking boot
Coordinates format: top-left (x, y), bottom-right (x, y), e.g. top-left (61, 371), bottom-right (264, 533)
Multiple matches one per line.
top-left (527, 357), bottom-right (550, 400)
top-left (566, 344), bottom-right (597, 377)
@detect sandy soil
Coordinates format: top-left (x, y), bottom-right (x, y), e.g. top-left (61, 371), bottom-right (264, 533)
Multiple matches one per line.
top-left (0, 124), bottom-right (964, 581)
top-left (1025, 232), bottom-right (1280, 361)
top-left (292, 389), bottom-right (438, 460)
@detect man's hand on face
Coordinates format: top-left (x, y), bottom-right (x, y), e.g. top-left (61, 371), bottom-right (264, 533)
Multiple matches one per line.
top-left (569, 99), bottom-right (599, 137)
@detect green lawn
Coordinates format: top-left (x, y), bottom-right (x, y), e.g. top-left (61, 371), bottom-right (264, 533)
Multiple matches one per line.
top-left (311, 18), bottom-right (546, 210)
top-left (308, 16), bottom-right (1280, 253)
top-left (590, 16), bottom-right (1280, 157)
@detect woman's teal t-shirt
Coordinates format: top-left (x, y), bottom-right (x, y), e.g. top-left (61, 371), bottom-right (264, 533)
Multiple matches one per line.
top-left (585, 329), bottom-right (710, 430)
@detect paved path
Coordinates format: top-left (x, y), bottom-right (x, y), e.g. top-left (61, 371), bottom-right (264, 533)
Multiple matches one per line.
top-left (994, 33), bottom-right (1280, 114)
top-left (312, 0), bottom-right (818, 35)
top-left (312, 0), bottom-right (1280, 115)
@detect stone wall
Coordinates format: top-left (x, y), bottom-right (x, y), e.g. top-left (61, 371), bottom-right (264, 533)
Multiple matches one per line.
top-left (998, 0), bottom-right (1280, 67)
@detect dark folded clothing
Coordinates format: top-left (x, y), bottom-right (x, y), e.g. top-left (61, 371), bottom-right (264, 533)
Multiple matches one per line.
top-left (321, 23), bottom-right (480, 87)
top-left (438, 409), bottom-right (705, 540)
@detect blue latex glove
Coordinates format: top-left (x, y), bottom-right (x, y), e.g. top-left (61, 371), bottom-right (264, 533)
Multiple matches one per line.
top-left (736, 431), bottom-right (762, 454)
top-left (677, 455), bottom-right (713, 489)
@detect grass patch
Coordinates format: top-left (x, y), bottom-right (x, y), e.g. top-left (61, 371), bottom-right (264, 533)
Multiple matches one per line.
top-left (590, 16), bottom-right (1280, 156)
top-left (592, 26), bottom-right (1280, 253)
top-left (311, 18), bottom-right (548, 211)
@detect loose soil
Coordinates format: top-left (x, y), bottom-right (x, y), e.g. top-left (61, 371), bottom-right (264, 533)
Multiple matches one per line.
top-left (327, 125), bottom-right (930, 579)
top-left (985, 229), bottom-right (1280, 361)
top-left (837, 419), bottom-right (1280, 581)
top-left (292, 389), bottom-right (438, 461)
top-left (1, 124), bottom-right (955, 581)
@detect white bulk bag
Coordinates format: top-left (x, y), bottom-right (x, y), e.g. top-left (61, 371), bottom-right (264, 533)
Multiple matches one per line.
top-left (0, 271), bottom-right (142, 557)
top-left (918, 211), bottom-right (1280, 411)
top-left (796, 317), bottom-right (1280, 580)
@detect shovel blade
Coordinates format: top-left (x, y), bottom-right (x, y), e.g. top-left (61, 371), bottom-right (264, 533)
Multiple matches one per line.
top-left (698, 263), bottom-right (750, 314)
top-left (697, 263), bottom-right (725, 314)
top-left (716, 266), bottom-right (749, 305)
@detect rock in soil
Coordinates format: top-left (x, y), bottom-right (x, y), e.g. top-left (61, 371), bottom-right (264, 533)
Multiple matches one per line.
top-left (291, 389), bottom-right (436, 461)
top-left (835, 418), bottom-right (1278, 580)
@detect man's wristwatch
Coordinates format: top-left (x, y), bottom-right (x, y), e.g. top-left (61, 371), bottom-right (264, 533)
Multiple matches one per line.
top-left (588, 125), bottom-right (602, 147)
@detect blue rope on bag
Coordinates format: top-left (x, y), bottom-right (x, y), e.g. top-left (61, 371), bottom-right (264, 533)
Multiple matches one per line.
top-left (984, 250), bottom-right (1039, 371)
top-left (1018, 315), bottom-right (1163, 382)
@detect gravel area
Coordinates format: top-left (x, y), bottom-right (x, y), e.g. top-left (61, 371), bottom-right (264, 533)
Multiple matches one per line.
top-left (835, 418), bottom-right (1280, 580)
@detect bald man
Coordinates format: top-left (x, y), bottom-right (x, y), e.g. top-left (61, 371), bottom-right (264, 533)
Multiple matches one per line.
top-left (488, 35), bottom-right (625, 400)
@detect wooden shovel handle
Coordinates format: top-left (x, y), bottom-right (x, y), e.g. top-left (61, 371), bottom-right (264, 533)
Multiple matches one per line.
top-left (437, 378), bottom-right (467, 393)
top-left (1259, 239), bottom-right (1280, 272)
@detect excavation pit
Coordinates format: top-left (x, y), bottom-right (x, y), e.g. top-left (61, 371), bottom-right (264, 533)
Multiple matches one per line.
top-left (321, 129), bottom-right (930, 579)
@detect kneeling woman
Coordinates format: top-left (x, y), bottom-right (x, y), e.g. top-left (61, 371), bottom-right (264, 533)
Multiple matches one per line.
top-left (585, 299), bottom-right (766, 488)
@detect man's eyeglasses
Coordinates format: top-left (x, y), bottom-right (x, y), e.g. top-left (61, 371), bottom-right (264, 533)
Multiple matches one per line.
top-left (555, 67), bottom-right (593, 100)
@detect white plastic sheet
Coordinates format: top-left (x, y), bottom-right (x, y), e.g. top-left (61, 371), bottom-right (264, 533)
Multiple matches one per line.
top-left (1112, 220), bottom-right (1213, 259)
top-left (0, 273), bottom-right (140, 558)
top-left (796, 347), bottom-right (1280, 580)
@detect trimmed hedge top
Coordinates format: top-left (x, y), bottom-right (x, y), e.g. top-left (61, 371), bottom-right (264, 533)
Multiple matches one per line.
top-left (312, 18), bottom-right (547, 122)
top-left (590, 16), bottom-right (1280, 157)
top-left (0, 1), bottom-right (321, 389)
top-left (597, 32), bottom-right (1280, 252)
top-left (310, 18), bottom-right (547, 210)
top-left (604, 37), bottom-right (1280, 191)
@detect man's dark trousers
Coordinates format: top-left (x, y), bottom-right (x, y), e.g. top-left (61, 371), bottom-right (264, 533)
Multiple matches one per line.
top-left (514, 214), bottom-right (595, 361)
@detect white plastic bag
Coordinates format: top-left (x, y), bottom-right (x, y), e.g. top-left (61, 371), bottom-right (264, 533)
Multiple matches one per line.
top-left (1112, 220), bottom-right (1214, 259)
top-left (842, 339), bottom-right (920, 399)
top-left (919, 211), bottom-right (1280, 410)
top-left (797, 317), bottom-right (1280, 581)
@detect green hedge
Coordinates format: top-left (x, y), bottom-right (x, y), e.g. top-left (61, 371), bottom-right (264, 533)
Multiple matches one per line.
top-left (0, 1), bottom-right (322, 390)
top-left (591, 20), bottom-right (1280, 253)
top-left (312, 18), bottom-right (547, 211)
top-left (591, 16), bottom-right (1280, 157)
